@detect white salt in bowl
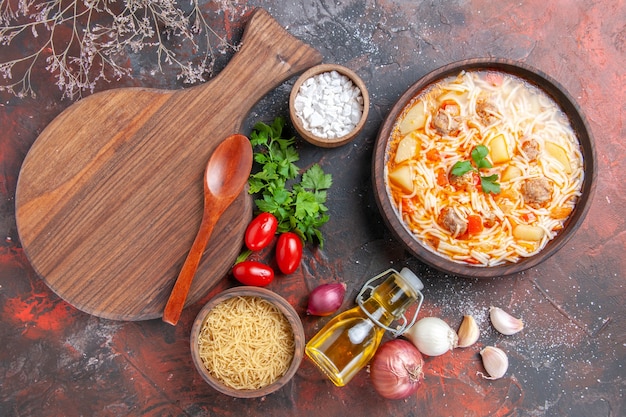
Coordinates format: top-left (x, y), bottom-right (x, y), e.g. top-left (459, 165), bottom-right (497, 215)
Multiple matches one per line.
top-left (289, 64), bottom-right (369, 148)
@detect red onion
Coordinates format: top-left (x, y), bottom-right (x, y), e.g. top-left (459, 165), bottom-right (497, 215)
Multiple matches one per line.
top-left (306, 282), bottom-right (346, 316)
top-left (369, 339), bottom-right (424, 400)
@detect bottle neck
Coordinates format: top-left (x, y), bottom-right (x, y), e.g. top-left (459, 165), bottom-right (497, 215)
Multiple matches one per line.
top-left (359, 272), bottom-right (419, 328)
top-left (360, 298), bottom-right (395, 327)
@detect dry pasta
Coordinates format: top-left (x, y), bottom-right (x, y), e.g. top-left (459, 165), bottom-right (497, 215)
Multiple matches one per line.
top-left (198, 296), bottom-right (295, 390)
top-left (386, 70), bottom-right (584, 266)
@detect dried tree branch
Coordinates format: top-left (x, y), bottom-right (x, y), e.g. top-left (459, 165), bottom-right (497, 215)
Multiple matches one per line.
top-left (0, 0), bottom-right (238, 99)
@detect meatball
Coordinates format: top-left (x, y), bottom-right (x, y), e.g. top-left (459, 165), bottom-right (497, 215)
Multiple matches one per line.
top-left (449, 170), bottom-right (477, 192)
top-left (521, 177), bottom-right (552, 207)
top-left (433, 104), bottom-right (461, 136)
top-left (476, 99), bottom-right (499, 126)
top-left (520, 138), bottom-right (540, 161)
top-left (438, 206), bottom-right (468, 237)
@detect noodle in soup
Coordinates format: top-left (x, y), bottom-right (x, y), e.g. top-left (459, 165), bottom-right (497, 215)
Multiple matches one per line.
top-left (386, 70), bottom-right (584, 266)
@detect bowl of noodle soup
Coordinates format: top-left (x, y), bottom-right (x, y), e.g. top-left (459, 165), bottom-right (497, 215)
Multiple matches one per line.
top-left (190, 286), bottom-right (304, 397)
top-left (373, 59), bottom-right (596, 278)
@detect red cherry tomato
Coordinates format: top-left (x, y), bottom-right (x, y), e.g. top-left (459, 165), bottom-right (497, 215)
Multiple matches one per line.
top-left (232, 261), bottom-right (275, 286)
top-left (275, 232), bottom-right (303, 274)
top-left (245, 212), bottom-right (278, 251)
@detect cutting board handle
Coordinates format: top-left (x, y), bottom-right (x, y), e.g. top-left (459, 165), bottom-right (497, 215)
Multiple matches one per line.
top-left (192, 9), bottom-right (323, 123)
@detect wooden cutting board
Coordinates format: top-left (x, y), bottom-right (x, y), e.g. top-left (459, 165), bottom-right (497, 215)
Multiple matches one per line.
top-left (14, 9), bottom-right (323, 321)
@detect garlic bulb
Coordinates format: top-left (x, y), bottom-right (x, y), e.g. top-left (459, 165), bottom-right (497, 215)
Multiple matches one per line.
top-left (479, 346), bottom-right (509, 379)
top-left (403, 317), bottom-right (458, 356)
top-left (457, 315), bottom-right (480, 348)
top-left (489, 306), bottom-right (524, 335)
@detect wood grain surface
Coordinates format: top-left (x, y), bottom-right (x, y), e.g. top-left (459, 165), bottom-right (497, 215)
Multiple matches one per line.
top-left (14, 9), bottom-right (323, 321)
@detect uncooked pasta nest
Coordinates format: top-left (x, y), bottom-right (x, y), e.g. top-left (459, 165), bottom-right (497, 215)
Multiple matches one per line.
top-left (197, 296), bottom-right (295, 390)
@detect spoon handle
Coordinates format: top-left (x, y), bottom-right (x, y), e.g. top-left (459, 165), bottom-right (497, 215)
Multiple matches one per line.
top-left (162, 213), bottom-right (218, 325)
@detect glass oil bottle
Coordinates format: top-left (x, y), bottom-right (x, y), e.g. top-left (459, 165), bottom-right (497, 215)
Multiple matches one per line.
top-left (305, 267), bottom-right (424, 387)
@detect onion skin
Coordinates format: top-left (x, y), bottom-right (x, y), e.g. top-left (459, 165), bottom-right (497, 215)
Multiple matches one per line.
top-left (306, 283), bottom-right (346, 316)
top-left (369, 339), bottom-right (424, 400)
top-left (403, 316), bottom-right (458, 356)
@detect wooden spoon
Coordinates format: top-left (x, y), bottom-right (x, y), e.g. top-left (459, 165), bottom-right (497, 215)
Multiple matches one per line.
top-left (162, 134), bottom-right (253, 325)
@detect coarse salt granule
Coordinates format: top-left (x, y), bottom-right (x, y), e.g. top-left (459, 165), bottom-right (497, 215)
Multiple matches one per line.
top-left (293, 70), bottom-right (364, 139)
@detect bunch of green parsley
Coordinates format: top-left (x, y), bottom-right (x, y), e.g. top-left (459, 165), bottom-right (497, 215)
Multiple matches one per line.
top-left (451, 144), bottom-right (501, 194)
top-left (247, 117), bottom-right (333, 247)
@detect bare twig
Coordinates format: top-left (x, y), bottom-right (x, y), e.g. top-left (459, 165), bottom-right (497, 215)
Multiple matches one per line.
top-left (0, 0), bottom-right (239, 99)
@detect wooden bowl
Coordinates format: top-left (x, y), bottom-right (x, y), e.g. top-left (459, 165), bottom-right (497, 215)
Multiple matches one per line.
top-left (289, 64), bottom-right (369, 147)
top-left (190, 286), bottom-right (304, 398)
top-left (372, 58), bottom-right (597, 278)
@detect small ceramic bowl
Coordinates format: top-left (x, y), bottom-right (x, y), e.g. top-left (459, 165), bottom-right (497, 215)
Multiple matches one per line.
top-left (190, 286), bottom-right (304, 398)
top-left (289, 63), bottom-right (369, 148)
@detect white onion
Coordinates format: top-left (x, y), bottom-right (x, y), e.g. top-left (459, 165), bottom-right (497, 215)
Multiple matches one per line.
top-left (403, 316), bottom-right (458, 356)
top-left (369, 339), bottom-right (424, 400)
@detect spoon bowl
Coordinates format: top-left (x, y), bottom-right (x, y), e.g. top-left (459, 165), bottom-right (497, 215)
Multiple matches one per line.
top-left (206, 140), bottom-right (252, 197)
top-left (163, 134), bottom-right (253, 325)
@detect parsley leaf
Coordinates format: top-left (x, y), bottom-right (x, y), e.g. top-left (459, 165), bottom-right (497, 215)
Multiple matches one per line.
top-left (301, 164), bottom-right (333, 190)
top-left (450, 144), bottom-right (500, 194)
top-left (247, 117), bottom-right (333, 247)
top-left (480, 174), bottom-right (501, 194)
top-left (451, 160), bottom-right (473, 176)
top-left (471, 144), bottom-right (493, 169)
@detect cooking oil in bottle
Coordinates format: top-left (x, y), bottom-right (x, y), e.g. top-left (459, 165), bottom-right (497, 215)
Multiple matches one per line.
top-left (305, 267), bottom-right (424, 387)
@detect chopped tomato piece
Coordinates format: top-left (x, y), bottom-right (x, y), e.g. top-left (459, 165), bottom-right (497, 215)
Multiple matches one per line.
top-left (467, 214), bottom-right (484, 235)
top-left (521, 212), bottom-right (536, 223)
top-left (436, 168), bottom-right (448, 186)
top-left (464, 257), bottom-right (481, 265)
top-left (426, 236), bottom-right (440, 249)
top-left (426, 148), bottom-right (441, 162)
top-left (440, 99), bottom-right (458, 110)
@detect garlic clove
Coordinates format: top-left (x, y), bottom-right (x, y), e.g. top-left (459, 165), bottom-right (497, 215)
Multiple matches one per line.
top-left (457, 315), bottom-right (480, 348)
top-left (403, 317), bottom-right (458, 357)
top-left (489, 306), bottom-right (524, 335)
top-left (479, 346), bottom-right (509, 380)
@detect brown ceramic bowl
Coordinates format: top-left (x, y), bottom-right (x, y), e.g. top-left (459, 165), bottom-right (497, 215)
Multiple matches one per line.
top-left (190, 286), bottom-right (304, 398)
top-left (289, 63), bottom-right (369, 148)
top-left (372, 58), bottom-right (597, 278)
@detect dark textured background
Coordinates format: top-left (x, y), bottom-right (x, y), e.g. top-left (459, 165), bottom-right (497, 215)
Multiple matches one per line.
top-left (1, 1), bottom-right (624, 416)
